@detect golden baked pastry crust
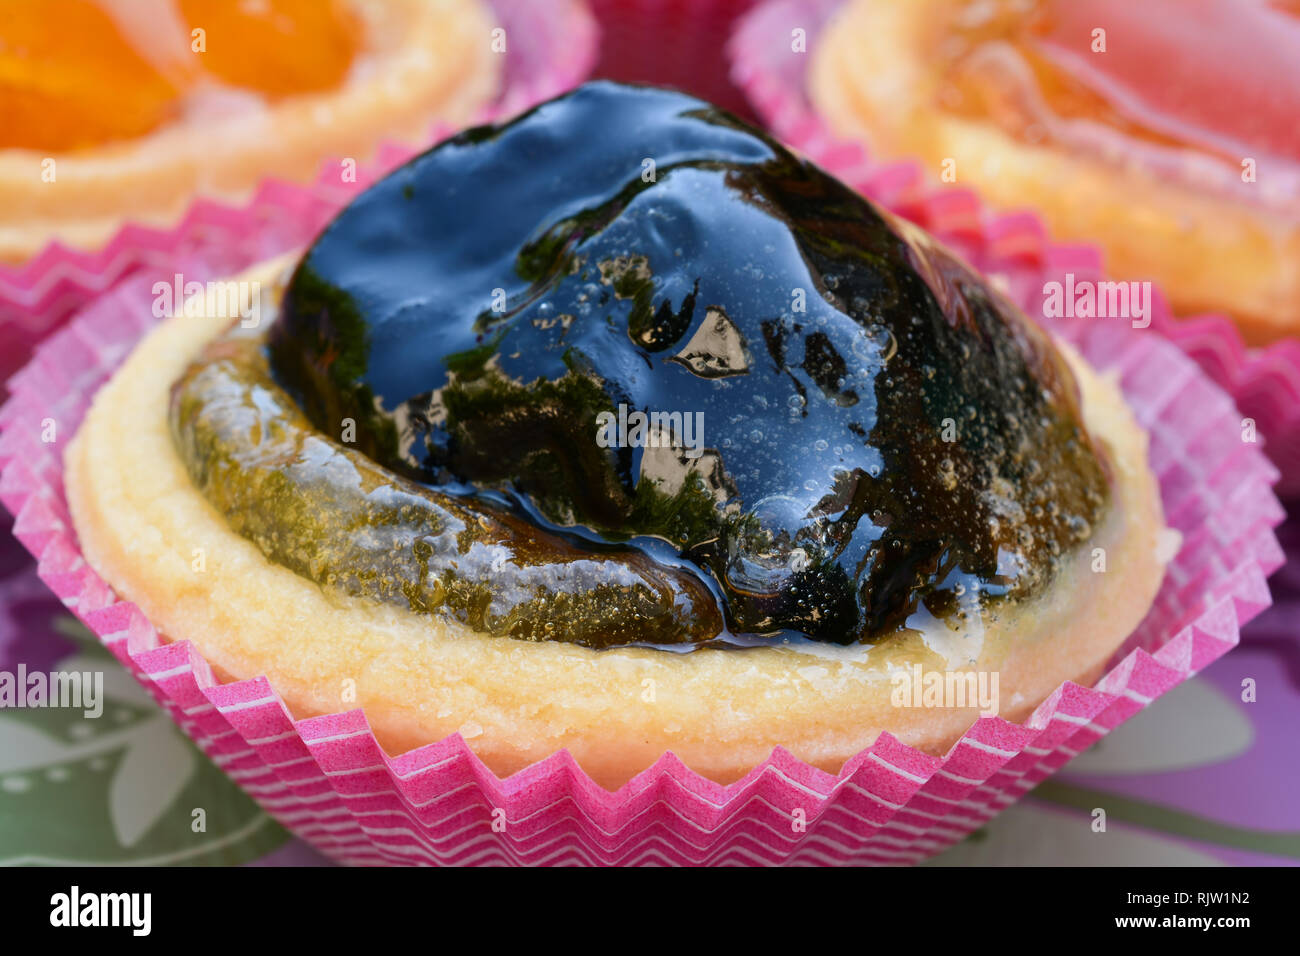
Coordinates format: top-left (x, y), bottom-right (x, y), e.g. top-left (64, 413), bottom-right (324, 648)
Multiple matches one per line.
top-left (66, 258), bottom-right (1166, 790)
top-left (0, 0), bottom-right (500, 263)
top-left (809, 0), bottom-right (1300, 345)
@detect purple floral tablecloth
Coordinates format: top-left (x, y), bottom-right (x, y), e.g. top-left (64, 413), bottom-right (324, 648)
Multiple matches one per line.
top-left (2, 505), bottom-right (1296, 866)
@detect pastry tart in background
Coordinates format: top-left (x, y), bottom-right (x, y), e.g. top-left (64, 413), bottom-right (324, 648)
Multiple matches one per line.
top-left (0, 0), bottom-right (500, 262)
top-left (65, 83), bottom-right (1166, 789)
top-left (810, 0), bottom-right (1300, 345)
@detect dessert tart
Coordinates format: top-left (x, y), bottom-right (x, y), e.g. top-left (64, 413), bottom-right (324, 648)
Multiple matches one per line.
top-left (0, 0), bottom-right (500, 262)
top-left (809, 0), bottom-right (1300, 345)
top-left (66, 82), bottom-right (1166, 789)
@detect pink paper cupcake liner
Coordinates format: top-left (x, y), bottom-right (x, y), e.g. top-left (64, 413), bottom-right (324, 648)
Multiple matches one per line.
top-left (728, 0), bottom-right (1300, 497)
top-left (0, 225), bottom-right (1283, 865)
top-left (0, 0), bottom-right (598, 389)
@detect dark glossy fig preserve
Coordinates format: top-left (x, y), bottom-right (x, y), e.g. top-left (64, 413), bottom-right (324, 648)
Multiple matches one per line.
top-left (174, 81), bottom-right (1112, 650)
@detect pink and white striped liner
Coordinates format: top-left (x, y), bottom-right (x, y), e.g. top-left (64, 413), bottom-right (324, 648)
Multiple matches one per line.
top-left (0, 0), bottom-right (599, 386)
top-left (728, 0), bottom-right (1300, 496)
top-left (0, 238), bottom-right (1283, 864)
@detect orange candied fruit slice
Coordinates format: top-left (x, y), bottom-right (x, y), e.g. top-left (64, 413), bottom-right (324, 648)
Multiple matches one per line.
top-left (940, 0), bottom-right (1300, 162)
top-left (0, 0), bottom-right (361, 153)
top-left (178, 0), bottom-right (359, 99)
top-left (0, 0), bottom-right (181, 152)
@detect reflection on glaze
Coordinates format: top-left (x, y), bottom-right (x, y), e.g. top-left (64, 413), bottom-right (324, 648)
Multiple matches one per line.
top-left (172, 81), bottom-right (1113, 649)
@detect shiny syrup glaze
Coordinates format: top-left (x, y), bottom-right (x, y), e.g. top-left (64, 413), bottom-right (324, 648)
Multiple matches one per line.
top-left (245, 82), bottom-right (1113, 648)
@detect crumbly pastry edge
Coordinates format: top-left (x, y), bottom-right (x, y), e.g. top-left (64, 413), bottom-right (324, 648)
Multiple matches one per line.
top-left (0, 0), bottom-right (501, 263)
top-left (808, 0), bottom-right (1300, 345)
top-left (65, 257), bottom-right (1167, 790)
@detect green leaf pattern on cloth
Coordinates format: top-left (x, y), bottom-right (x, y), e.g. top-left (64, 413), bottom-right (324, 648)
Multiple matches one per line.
top-left (0, 616), bottom-right (288, 866)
